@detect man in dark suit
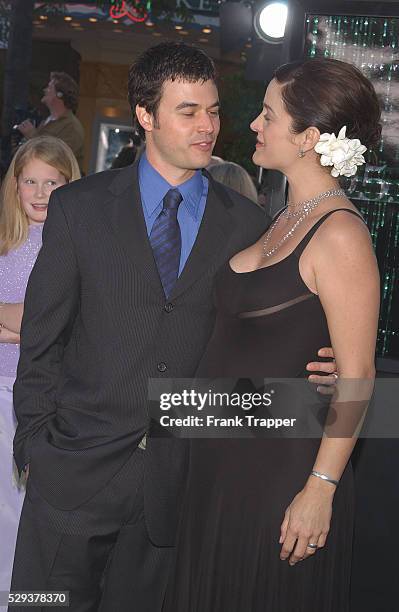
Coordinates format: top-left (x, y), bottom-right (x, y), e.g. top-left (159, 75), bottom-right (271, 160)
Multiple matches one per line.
top-left (10, 43), bottom-right (335, 611)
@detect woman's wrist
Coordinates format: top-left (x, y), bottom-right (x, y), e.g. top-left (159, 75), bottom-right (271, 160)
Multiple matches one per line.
top-left (311, 470), bottom-right (339, 487)
top-left (304, 474), bottom-right (336, 497)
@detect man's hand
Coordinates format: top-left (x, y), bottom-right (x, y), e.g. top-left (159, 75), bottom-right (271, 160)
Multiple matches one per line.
top-left (306, 347), bottom-right (337, 394)
top-left (16, 119), bottom-right (36, 138)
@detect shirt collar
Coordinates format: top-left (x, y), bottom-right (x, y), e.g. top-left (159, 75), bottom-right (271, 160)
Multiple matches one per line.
top-left (139, 151), bottom-right (204, 220)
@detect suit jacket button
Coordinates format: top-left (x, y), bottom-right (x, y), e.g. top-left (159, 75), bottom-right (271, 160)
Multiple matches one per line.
top-left (157, 362), bottom-right (167, 372)
top-left (164, 303), bottom-right (174, 313)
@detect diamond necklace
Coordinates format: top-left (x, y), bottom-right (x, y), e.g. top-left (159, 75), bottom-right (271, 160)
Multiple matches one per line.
top-left (262, 189), bottom-right (346, 258)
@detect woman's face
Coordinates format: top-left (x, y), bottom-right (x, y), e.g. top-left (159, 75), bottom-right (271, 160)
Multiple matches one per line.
top-left (17, 157), bottom-right (67, 225)
top-left (250, 79), bottom-right (300, 172)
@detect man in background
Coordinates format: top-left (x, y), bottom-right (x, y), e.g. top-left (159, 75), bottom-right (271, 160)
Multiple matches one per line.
top-left (17, 71), bottom-right (84, 170)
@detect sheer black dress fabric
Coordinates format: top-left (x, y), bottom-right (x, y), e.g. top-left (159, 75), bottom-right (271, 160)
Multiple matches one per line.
top-left (163, 210), bottom-right (358, 612)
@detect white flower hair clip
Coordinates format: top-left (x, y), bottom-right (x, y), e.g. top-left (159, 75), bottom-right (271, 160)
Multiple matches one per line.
top-left (314, 126), bottom-right (367, 178)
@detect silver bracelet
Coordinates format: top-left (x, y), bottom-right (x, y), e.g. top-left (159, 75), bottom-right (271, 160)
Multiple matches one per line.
top-left (311, 470), bottom-right (339, 487)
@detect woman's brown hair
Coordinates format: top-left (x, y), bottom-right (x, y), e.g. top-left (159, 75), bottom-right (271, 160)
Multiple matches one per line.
top-left (274, 58), bottom-right (381, 150)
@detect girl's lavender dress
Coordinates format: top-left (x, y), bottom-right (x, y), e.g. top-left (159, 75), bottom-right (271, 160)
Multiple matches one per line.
top-left (0, 224), bottom-right (43, 597)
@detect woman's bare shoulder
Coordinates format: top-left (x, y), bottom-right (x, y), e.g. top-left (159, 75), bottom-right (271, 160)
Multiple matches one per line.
top-left (312, 203), bottom-right (372, 252)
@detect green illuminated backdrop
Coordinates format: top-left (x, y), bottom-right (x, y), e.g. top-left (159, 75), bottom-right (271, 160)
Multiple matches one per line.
top-left (305, 14), bottom-right (399, 359)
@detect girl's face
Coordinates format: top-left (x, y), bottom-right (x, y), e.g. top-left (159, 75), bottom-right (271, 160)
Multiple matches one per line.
top-left (17, 157), bottom-right (67, 225)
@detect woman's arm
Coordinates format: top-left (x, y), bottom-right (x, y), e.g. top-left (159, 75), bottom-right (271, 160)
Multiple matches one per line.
top-left (0, 302), bottom-right (24, 334)
top-left (280, 211), bottom-right (380, 565)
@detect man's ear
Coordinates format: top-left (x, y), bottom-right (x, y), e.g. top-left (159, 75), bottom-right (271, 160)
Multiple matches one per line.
top-left (135, 104), bottom-right (154, 134)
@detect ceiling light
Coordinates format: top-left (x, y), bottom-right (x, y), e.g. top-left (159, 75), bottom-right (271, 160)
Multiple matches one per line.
top-left (254, 2), bottom-right (288, 43)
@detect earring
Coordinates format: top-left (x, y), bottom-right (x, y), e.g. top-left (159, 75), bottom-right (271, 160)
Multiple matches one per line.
top-left (298, 149), bottom-right (305, 158)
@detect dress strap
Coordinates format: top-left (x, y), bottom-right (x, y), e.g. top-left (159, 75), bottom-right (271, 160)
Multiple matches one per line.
top-left (292, 208), bottom-right (364, 259)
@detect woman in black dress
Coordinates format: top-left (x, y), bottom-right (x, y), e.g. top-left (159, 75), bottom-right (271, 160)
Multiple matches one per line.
top-left (164, 58), bottom-right (381, 611)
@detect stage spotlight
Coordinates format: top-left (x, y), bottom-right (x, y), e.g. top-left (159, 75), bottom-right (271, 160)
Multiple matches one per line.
top-left (254, 2), bottom-right (288, 43)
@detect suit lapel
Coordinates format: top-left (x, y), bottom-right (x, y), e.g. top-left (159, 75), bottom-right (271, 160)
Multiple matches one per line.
top-left (169, 174), bottom-right (237, 300)
top-left (106, 162), bottom-right (237, 300)
top-left (107, 159), bottom-right (164, 295)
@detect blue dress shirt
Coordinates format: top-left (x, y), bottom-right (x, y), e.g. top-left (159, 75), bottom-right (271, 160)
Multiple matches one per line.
top-left (138, 152), bottom-right (208, 276)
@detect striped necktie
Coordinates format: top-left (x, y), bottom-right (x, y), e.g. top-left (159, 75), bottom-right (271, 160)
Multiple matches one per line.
top-left (149, 188), bottom-right (183, 297)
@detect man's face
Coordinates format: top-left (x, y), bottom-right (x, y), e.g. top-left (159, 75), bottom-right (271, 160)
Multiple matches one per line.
top-left (139, 79), bottom-right (220, 174)
top-left (41, 79), bottom-right (58, 106)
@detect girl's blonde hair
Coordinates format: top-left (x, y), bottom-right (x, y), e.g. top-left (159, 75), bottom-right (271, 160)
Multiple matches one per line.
top-left (0, 136), bottom-right (81, 255)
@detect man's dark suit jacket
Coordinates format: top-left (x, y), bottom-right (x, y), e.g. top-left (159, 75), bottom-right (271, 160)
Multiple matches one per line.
top-left (13, 157), bottom-right (270, 546)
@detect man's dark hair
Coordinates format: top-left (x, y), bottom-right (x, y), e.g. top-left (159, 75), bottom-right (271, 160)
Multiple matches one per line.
top-left (128, 42), bottom-right (217, 140)
top-left (50, 71), bottom-right (80, 113)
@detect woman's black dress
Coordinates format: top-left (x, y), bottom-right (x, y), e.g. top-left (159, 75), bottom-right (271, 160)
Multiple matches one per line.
top-left (164, 210), bottom-right (355, 612)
